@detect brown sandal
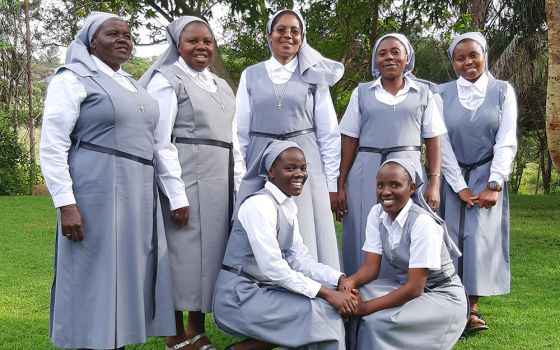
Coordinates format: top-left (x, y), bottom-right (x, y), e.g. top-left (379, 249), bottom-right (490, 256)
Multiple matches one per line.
top-left (465, 310), bottom-right (489, 333)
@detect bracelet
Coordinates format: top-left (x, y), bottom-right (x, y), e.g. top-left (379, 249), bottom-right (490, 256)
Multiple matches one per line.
top-left (428, 173), bottom-right (440, 178)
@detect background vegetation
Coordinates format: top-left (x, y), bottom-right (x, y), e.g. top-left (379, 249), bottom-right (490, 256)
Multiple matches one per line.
top-left (0, 0), bottom-right (558, 196)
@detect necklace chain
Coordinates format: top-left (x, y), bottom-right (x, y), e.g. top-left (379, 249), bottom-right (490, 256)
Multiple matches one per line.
top-left (207, 81), bottom-right (225, 110)
top-left (272, 80), bottom-right (291, 108)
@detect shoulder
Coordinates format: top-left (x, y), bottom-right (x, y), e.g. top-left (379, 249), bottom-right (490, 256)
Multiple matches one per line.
top-left (239, 192), bottom-right (277, 218)
top-left (55, 63), bottom-right (95, 78)
top-left (211, 73), bottom-right (234, 94)
top-left (438, 81), bottom-right (456, 94)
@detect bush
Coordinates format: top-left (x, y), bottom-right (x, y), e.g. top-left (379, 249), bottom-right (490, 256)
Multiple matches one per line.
top-left (0, 116), bottom-right (30, 195)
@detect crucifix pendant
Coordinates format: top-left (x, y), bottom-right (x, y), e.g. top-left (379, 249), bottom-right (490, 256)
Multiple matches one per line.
top-left (276, 103), bottom-right (283, 108)
top-left (140, 105), bottom-right (145, 112)
top-left (391, 105), bottom-right (396, 111)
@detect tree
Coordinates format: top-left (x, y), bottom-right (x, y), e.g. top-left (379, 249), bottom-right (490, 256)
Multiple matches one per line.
top-left (545, 0), bottom-right (560, 173)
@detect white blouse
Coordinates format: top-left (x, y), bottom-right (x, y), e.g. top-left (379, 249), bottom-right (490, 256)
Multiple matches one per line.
top-left (40, 55), bottom-right (187, 209)
top-left (147, 58), bottom-right (246, 209)
top-left (238, 182), bottom-right (343, 298)
top-left (362, 200), bottom-right (443, 270)
top-left (339, 76), bottom-right (447, 139)
top-left (440, 73), bottom-right (518, 192)
top-left (236, 56), bottom-right (341, 192)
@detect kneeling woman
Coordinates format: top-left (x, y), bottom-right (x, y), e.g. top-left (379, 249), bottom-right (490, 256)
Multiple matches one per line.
top-left (342, 159), bottom-right (467, 350)
top-left (213, 141), bottom-right (354, 350)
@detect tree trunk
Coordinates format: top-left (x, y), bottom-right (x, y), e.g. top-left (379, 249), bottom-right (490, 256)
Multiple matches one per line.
top-left (545, 0), bottom-right (560, 173)
top-left (24, 0), bottom-right (35, 191)
top-left (469, 0), bottom-right (488, 30)
top-left (368, 1), bottom-right (380, 77)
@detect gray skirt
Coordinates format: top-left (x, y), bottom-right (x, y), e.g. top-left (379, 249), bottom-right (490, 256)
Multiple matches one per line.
top-left (348, 278), bottom-right (467, 350)
top-left (212, 270), bottom-right (345, 350)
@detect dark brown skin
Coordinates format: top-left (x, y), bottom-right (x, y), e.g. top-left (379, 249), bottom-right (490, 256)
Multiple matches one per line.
top-left (60, 204), bottom-right (84, 242)
top-left (335, 135), bottom-right (359, 221)
top-left (424, 136), bottom-right (441, 211)
top-left (89, 18), bottom-right (133, 72)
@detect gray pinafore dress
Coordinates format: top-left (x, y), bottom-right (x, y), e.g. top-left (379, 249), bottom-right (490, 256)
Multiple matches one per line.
top-left (49, 65), bottom-right (175, 349)
top-left (212, 188), bottom-right (345, 350)
top-left (348, 204), bottom-right (468, 350)
top-left (342, 82), bottom-right (429, 275)
top-left (244, 62), bottom-right (340, 269)
top-left (439, 79), bottom-right (511, 296)
top-left (157, 65), bottom-right (235, 312)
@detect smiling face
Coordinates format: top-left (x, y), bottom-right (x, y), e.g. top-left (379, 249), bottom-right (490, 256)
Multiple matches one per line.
top-left (268, 12), bottom-right (303, 65)
top-left (267, 148), bottom-right (308, 197)
top-left (452, 39), bottom-right (485, 82)
top-left (90, 18), bottom-right (132, 71)
top-left (376, 163), bottom-right (416, 220)
top-left (375, 37), bottom-right (409, 80)
top-left (177, 21), bottom-right (215, 72)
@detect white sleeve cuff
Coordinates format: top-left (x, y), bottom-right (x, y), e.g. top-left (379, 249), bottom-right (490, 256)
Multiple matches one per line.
top-left (307, 279), bottom-right (323, 298)
top-left (52, 192), bottom-right (76, 208)
top-left (450, 179), bottom-right (469, 193)
top-left (488, 173), bottom-right (505, 186)
top-left (327, 181), bottom-right (337, 192)
top-left (168, 194), bottom-right (189, 211)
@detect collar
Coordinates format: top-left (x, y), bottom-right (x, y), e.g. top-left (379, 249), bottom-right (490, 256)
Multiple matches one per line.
top-left (265, 181), bottom-right (291, 205)
top-left (91, 55), bottom-right (131, 77)
top-left (177, 57), bottom-right (213, 81)
top-left (268, 55), bottom-right (298, 73)
top-left (378, 199), bottom-right (413, 228)
top-left (369, 75), bottom-right (419, 93)
top-left (457, 72), bottom-right (488, 93)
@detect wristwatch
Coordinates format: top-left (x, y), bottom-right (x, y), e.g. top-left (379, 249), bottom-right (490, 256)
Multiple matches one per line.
top-left (487, 181), bottom-right (502, 192)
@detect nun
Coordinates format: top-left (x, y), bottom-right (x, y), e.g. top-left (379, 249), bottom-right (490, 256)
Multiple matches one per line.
top-left (338, 33), bottom-right (447, 276)
top-left (439, 32), bottom-right (517, 333)
top-left (342, 158), bottom-right (468, 350)
top-left (213, 140), bottom-right (354, 350)
top-left (236, 9), bottom-right (343, 269)
top-left (40, 11), bottom-right (179, 349)
top-left (141, 16), bottom-right (245, 350)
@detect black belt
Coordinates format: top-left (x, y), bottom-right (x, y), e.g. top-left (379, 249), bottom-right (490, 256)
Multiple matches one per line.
top-left (221, 264), bottom-right (269, 287)
top-left (457, 154), bottom-right (494, 279)
top-left (250, 128), bottom-right (315, 140)
top-left (358, 145), bottom-right (422, 165)
top-left (72, 139), bottom-right (159, 319)
top-left (172, 137), bottom-right (234, 234)
top-left (425, 272), bottom-right (458, 291)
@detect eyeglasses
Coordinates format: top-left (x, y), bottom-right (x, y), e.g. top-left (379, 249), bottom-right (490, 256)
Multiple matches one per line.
top-left (274, 28), bottom-right (301, 37)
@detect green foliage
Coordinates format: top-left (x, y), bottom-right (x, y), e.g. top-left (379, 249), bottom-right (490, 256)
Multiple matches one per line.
top-left (122, 56), bottom-right (154, 80)
top-left (0, 113), bottom-right (29, 195)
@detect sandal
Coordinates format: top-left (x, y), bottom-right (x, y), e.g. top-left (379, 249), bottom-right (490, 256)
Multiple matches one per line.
top-left (165, 338), bottom-right (191, 350)
top-left (188, 333), bottom-right (217, 350)
top-left (465, 310), bottom-right (489, 333)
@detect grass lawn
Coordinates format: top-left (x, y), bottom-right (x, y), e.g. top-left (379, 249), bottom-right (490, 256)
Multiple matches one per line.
top-left (0, 194), bottom-right (559, 349)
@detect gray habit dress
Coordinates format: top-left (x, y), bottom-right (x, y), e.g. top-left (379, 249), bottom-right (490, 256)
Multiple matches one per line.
top-left (156, 65), bottom-right (235, 312)
top-left (213, 188), bottom-right (345, 350)
top-left (244, 62), bottom-right (340, 269)
top-left (348, 204), bottom-right (468, 350)
top-left (439, 79), bottom-right (511, 296)
top-left (49, 65), bottom-right (175, 349)
top-left (342, 82), bottom-right (429, 275)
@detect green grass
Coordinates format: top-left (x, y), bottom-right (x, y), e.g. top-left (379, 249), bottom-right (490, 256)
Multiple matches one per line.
top-left (0, 195), bottom-right (559, 349)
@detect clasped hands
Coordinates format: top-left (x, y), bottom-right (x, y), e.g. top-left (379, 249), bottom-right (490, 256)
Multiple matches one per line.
top-left (329, 276), bottom-right (366, 317)
top-left (458, 188), bottom-right (498, 209)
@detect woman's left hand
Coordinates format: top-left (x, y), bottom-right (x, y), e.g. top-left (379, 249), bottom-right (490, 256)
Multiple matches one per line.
top-left (170, 206), bottom-right (189, 228)
top-left (329, 192), bottom-right (338, 213)
top-left (477, 189), bottom-right (499, 209)
top-left (423, 183), bottom-right (440, 212)
top-left (350, 289), bottom-right (367, 316)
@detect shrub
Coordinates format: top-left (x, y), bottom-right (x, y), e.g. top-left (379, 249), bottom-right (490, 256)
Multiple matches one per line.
top-left (0, 115), bottom-right (30, 195)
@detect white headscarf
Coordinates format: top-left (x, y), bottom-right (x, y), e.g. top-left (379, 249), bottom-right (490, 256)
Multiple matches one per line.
top-left (447, 31), bottom-right (493, 78)
top-left (371, 33), bottom-right (415, 78)
top-left (139, 16), bottom-right (210, 87)
top-left (266, 9), bottom-right (344, 86)
top-left (380, 158), bottom-right (461, 258)
top-left (64, 11), bottom-right (121, 73)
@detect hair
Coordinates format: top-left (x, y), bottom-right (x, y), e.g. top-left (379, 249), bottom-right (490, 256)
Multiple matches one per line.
top-left (270, 11), bottom-right (304, 33)
top-left (452, 38), bottom-right (484, 59)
